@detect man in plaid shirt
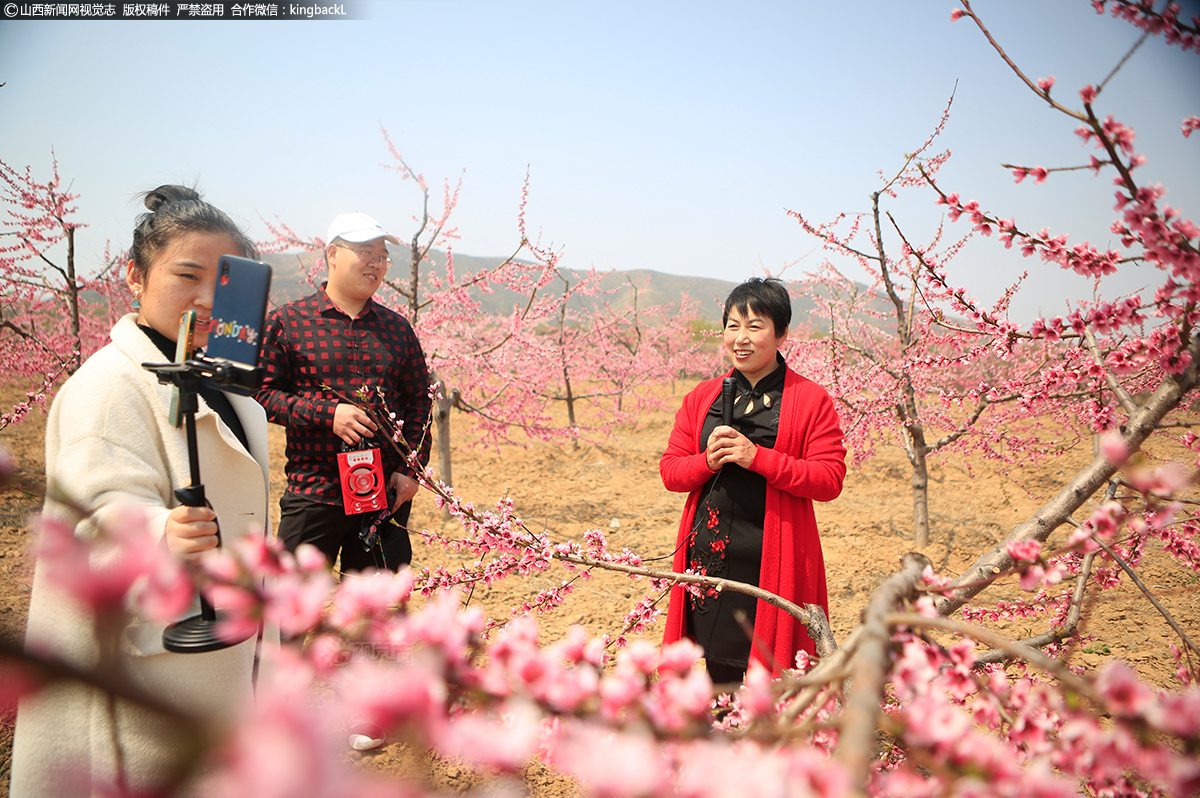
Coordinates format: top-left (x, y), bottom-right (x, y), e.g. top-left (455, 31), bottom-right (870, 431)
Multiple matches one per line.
top-left (257, 212), bottom-right (431, 573)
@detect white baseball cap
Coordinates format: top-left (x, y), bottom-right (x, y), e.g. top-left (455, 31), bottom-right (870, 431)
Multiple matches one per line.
top-left (327, 212), bottom-right (400, 245)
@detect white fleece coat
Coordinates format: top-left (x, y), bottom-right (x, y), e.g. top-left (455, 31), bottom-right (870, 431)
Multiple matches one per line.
top-left (10, 314), bottom-right (271, 798)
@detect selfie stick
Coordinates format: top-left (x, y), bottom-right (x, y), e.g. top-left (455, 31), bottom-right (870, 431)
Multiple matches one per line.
top-left (721, 377), bottom-right (737, 427)
top-left (142, 355), bottom-right (262, 654)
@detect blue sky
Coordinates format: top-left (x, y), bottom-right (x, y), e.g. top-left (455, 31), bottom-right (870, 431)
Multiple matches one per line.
top-left (2, 0), bottom-right (1197, 324)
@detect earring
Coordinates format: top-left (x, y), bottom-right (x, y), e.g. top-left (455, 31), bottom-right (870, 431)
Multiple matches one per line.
top-left (131, 290), bottom-right (141, 310)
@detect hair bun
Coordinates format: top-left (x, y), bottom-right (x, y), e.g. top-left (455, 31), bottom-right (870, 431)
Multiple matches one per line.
top-left (143, 184), bottom-right (202, 213)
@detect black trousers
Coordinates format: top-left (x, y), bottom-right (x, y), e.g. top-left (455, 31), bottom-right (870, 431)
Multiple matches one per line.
top-left (277, 491), bottom-right (413, 573)
top-left (705, 659), bottom-right (747, 687)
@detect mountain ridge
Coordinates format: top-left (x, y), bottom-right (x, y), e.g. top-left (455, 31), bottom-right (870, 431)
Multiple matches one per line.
top-left (261, 246), bottom-right (838, 328)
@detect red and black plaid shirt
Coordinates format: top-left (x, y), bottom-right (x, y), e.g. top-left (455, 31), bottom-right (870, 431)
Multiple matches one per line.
top-left (257, 287), bottom-right (432, 505)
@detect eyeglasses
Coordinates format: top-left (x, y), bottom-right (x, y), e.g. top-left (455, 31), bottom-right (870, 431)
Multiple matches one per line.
top-left (335, 243), bottom-right (392, 267)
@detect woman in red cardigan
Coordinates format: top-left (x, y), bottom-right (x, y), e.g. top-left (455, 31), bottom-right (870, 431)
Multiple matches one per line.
top-left (660, 277), bottom-right (846, 684)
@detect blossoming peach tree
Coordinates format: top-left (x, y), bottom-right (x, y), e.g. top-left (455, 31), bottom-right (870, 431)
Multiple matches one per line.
top-left (783, 95), bottom-right (1060, 550)
top-left (786, 7), bottom-right (1200, 556)
top-left (0, 152), bottom-right (125, 429)
top-left (4, 2), bottom-right (1200, 797)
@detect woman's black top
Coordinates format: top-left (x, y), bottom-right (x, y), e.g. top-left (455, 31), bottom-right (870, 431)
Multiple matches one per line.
top-left (687, 357), bottom-right (785, 670)
top-left (139, 324), bottom-right (250, 452)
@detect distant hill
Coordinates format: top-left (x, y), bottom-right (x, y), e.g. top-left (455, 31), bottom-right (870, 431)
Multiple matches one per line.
top-left (261, 245), bottom-right (833, 328)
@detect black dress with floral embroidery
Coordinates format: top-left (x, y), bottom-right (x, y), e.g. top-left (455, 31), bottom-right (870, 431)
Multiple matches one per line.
top-left (686, 359), bottom-right (785, 672)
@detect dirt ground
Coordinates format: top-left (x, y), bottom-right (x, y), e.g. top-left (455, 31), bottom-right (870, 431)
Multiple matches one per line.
top-left (1, 379), bottom-right (1197, 796)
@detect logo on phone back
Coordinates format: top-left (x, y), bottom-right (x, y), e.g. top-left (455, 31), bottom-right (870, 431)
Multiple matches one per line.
top-left (210, 318), bottom-right (260, 347)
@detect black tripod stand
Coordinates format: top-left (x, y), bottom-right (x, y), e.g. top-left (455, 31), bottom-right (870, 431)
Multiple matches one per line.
top-left (142, 358), bottom-right (259, 654)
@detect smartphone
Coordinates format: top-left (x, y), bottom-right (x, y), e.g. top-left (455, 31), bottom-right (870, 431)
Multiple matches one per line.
top-left (204, 255), bottom-right (273, 395)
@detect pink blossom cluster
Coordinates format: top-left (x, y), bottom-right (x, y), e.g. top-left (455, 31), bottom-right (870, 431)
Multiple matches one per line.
top-left (1005, 538), bottom-right (1069, 591)
top-left (407, 470), bottom-right (662, 645)
top-left (416, 490), bottom-right (557, 599)
top-left (1085, 450), bottom-right (1200, 576)
top-left (959, 592), bottom-right (1065, 626)
top-left (1091, 0), bottom-right (1200, 52)
top-left (1010, 166), bottom-right (1049, 184)
top-left (201, 535), bottom-right (335, 642)
top-left (10, 465), bottom-right (1200, 798)
top-left (616, 589), bottom-right (667, 645)
top-left (1072, 114), bottom-right (1139, 157)
top-left (0, 366), bottom-right (73, 430)
top-left (198, 572), bottom-right (830, 798)
top-left (418, 511), bottom-right (572, 626)
top-left (879, 625), bottom-right (1200, 798)
top-left (34, 502), bottom-right (193, 623)
top-left (1155, 518), bottom-right (1200, 573)
top-left (936, 193), bottom-right (1126, 280)
top-left (1112, 183), bottom-right (1200, 300)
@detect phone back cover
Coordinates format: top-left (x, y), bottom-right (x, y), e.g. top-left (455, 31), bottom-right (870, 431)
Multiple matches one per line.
top-left (208, 256), bottom-right (272, 368)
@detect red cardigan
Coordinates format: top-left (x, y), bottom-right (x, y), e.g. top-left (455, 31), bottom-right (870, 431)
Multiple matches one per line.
top-left (659, 365), bottom-right (846, 675)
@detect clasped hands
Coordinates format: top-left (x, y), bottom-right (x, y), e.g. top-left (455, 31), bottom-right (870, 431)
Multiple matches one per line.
top-left (705, 425), bottom-right (756, 471)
